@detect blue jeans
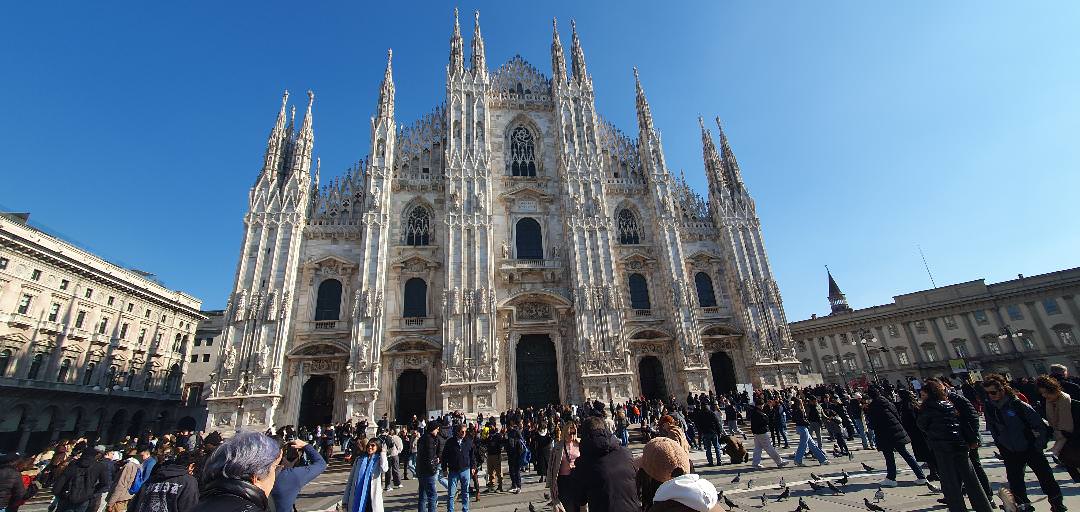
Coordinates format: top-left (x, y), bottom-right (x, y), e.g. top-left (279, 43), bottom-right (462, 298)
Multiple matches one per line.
top-left (446, 469), bottom-right (470, 512)
top-left (418, 474), bottom-right (438, 512)
top-left (617, 428), bottom-right (629, 446)
top-left (794, 426), bottom-right (828, 464)
top-left (883, 443), bottom-right (925, 481)
top-left (703, 432), bottom-right (723, 465)
top-left (853, 418), bottom-right (873, 449)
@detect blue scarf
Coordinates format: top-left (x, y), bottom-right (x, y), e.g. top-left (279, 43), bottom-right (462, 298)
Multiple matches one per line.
top-left (349, 454), bottom-right (377, 512)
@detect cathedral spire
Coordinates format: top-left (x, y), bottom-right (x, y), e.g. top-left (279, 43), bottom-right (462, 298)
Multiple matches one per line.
top-left (287, 91), bottom-right (315, 181)
top-left (376, 49), bottom-right (395, 121)
top-left (633, 67), bottom-right (654, 136)
top-left (297, 90), bottom-right (314, 144)
top-left (449, 7), bottom-right (464, 77)
top-left (715, 117), bottom-right (746, 191)
top-left (827, 267), bottom-right (853, 315)
top-left (551, 18), bottom-right (566, 84)
top-left (471, 10), bottom-right (486, 75)
top-left (261, 90), bottom-right (290, 178)
top-left (699, 116), bottom-right (727, 190)
top-left (570, 20), bottom-right (588, 82)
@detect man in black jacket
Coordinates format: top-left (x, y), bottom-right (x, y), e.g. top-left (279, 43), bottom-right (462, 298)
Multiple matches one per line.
top-left (440, 425), bottom-right (475, 512)
top-left (693, 406), bottom-right (724, 466)
top-left (748, 399), bottom-right (789, 468)
top-left (416, 423), bottom-right (443, 512)
top-left (128, 451), bottom-right (199, 512)
top-left (52, 447), bottom-right (111, 512)
top-left (569, 417), bottom-right (639, 512)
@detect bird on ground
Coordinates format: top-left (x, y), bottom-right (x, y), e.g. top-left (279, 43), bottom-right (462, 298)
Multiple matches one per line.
top-left (926, 481), bottom-right (941, 493)
top-left (837, 473), bottom-right (849, 486)
top-left (759, 493), bottom-right (768, 507)
top-left (796, 496), bottom-right (810, 511)
top-left (747, 479), bottom-right (754, 490)
top-left (826, 480), bottom-right (844, 495)
top-left (724, 495), bottom-right (740, 509)
top-left (810, 472), bottom-right (822, 481)
top-left (808, 481), bottom-right (823, 492)
top-left (778, 477), bottom-right (786, 489)
top-left (775, 487), bottom-right (791, 501)
top-left (732, 472), bottom-right (742, 484)
top-left (861, 462), bottom-right (876, 472)
top-left (528, 503), bottom-right (536, 512)
top-left (874, 487), bottom-right (885, 502)
top-left (864, 497), bottom-right (886, 511)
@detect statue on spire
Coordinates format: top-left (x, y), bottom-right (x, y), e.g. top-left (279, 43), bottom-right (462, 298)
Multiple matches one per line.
top-left (471, 10), bottom-right (486, 74)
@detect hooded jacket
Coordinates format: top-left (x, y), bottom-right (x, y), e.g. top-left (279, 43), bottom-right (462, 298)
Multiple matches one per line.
top-left (866, 398), bottom-right (909, 451)
top-left (128, 463), bottom-right (199, 512)
top-left (191, 478), bottom-right (269, 512)
top-left (916, 399), bottom-right (968, 452)
top-left (649, 474), bottom-right (724, 512)
top-left (985, 394), bottom-right (1049, 453)
top-left (52, 453), bottom-right (110, 505)
top-left (569, 424), bottom-right (640, 512)
top-left (106, 457), bottom-right (141, 507)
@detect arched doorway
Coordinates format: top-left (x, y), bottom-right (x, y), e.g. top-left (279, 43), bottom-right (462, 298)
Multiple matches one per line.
top-left (395, 370), bottom-right (427, 425)
top-left (710, 351), bottom-right (737, 396)
top-left (298, 375), bottom-right (335, 428)
top-left (638, 356), bottom-right (667, 400)
top-left (516, 334), bottom-right (559, 408)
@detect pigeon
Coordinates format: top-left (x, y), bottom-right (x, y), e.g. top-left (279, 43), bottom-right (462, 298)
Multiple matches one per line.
top-left (732, 472), bottom-right (742, 484)
top-left (797, 496), bottom-right (810, 511)
top-left (874, 487), bottom-right (885, 502)
top-left (779, 476), bottom-right (786, 488)
top-left (864, 497), bottom-right (886, 511)
top-left (826, 480), bottom-right (844, 495)
top-left (724, 495), bottom-right (740, 509)
top-left (747, 479), bottom-right (754, 490)
top-left (528, 503), bottom-right (536, 512)
top-left (775, 486), bottom-right (791, 501)
top-left (861, 462), bottom-right (876, 472)
top-left (760, 493), bottom-right (769, 507)
top-left (810, 472), bottom-right (822, 481)
top-left (837, 473), bottom-right (849, 486)
top-left (809, 481), bottom-right (824, 492)
top-left (926, 481), bottom-right (941, 493)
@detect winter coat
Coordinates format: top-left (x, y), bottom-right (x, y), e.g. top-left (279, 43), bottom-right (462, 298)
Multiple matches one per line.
top-left (947, 390), bottom-right (982, 445)
top-left (128, 463), bottom-right (199, 512)
top-left (748, 406), bottom-right (769, 435)
top-left (191, 478), bottom-right (269, 512)
top-left (569, 425), bottom-right (640, 512)
top-left (692, 409), bottom-right (721, 435)
top-left (106, 458), bottom-right (141, 507)
top-left (0, 464), bottom-right (24, 512)
top-left (270, 444), bottom-right (326, 512)
top-left (791, 407), bottom-right (809, 427)
top-left (866, 398), bottom-right (910, 452)
top-left (916, 399), bottom-right (968, 453)
top-left (416, 432), bottom-right (443, 477)
top-left (341, 451), bottom-right (388, 512)
top-left (440, 436), bottom-right (475, 473)
top-left (52, 454), bottom-right (110, 507)
top-left (897, 400), bottom-right (932, 463)
top-left (806, 403), bottom-right (822, 424)
top-left (985, 395), bottom-right (1049, 453)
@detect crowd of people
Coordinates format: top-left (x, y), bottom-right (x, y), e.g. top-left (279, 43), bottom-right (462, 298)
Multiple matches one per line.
top-left (2, 364), bottom-right (1080, 512)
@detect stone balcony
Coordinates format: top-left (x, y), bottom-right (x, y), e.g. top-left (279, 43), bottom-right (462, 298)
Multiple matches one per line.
top-left (0, 312), bottom-right (36, 328)
top-left (696, 306), bottom-right (732, 319)
top-left (500, 259), bottom-right (561, 270)
top-left (626, 308), bottom-right (664, 324)
top-left (303, 320), bottom-right (351, 333)
top-left (37, 320), bottom-right (64, 334)
top-left (399, 316), bottom-right (436, 330)
top-left (88, 332), bottom-right (110, 345)
top-left (65, 327), bottom-right (90, 340)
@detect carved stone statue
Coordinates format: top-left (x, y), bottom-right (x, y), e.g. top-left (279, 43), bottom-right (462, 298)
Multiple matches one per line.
top-left (500, 241), bottom-right (509, 259)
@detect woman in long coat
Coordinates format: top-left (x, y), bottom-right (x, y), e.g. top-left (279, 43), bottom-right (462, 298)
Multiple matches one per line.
top-left (547, 420), bottom-right (581, 512)
top-left (866, 386), bottom-right (925, 486)
top-left (342, 439), bottom-right (388, 512)
top-left (896, 389), bottom-right (936, 480)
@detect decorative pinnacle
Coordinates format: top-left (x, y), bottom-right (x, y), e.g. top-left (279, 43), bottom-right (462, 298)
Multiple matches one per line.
top-left (307, 90), bottom-right (315, 106)
top-left (698, 115), bottom-right (705, 130)
top-left (474, 9), bottom-right (479, 24)
top-left (281, 90), bottom-right (290, 107)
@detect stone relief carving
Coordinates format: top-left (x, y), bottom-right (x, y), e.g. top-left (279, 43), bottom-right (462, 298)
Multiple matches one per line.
top-left (517, 302), bottom-right (552, 321)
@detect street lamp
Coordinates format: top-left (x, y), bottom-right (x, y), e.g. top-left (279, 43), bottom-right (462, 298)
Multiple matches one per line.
top-left (855, 329), bottom-right (890, 385)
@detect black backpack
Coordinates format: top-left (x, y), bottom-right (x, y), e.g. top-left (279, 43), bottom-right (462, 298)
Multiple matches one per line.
top-left (60, 464), bottom-right (95, 505)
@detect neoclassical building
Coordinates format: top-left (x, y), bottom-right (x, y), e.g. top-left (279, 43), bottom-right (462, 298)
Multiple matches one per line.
top-left (207, 12), bottom-right (804, 431)
top-left (0, 213), bottom-right (204, 452)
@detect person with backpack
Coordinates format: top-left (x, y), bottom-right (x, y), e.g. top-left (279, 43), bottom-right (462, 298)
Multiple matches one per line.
top-left (126, 451), bottom-right (199, 512)
top-left (505, 423), bottom-right (527, 494)
top-left (104, 449), bottom-right (141, 512)
top-left (983, 374), bottom-right (1066, 512)
top-left (52, 447), bottom-right (110, 512)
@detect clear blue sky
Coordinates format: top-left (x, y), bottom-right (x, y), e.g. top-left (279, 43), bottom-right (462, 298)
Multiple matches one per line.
top-left (2, 2), bottom-right (1078, 321)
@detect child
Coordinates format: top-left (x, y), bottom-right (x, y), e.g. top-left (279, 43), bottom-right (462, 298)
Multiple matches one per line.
top-left (823, 410), bottom-right (852, 459)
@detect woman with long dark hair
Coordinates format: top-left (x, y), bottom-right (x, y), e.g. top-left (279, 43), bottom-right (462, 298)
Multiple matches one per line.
top-left (917, 380), bottom-right (992, 512)
top-left (342, 439), bottom-right (387, 512)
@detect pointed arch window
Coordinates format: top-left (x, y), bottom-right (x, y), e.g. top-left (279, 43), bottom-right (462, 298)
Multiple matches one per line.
top-left (403, 278), bottom-right (428, 318)
top-left (694, 272), bottom-right (717, 308)
top-left (509, 126), bottom-right (537, 177)
top-left (515, 218), bottom-right (544, 259)
top-left (403, 205), bottom-right (431, 246)
top-left (617, 209), bottom-right (641, 245)
top-left (628, 273), bottom-right (651, 310)
top-left (314, 279), bottom-right (342, 321)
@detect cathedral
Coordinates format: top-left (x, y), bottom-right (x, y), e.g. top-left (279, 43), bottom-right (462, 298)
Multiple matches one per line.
top-left (205, 11), bottom-right (806, 431)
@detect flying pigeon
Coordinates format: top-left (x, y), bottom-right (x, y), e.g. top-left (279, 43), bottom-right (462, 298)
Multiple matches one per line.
top-left (861, 462), bottom-right (876, 472)
top-left (809, 481), bottom-right (823, 492)
top-left (724, 495), bottom-right (740, 509)
top-left (775, 486), bottom-right (791, 501)
top-left (864, 497), bottom-right (886, 511)
top-left (826, 480), bottom-right (844, 495)
top-left (797, 496), bottom-right (810, 511)
top-left (732, 472), bottom-right (742, 484)
top-left (874, 487), bottom-right (885, 502)
top-left (926, 481), bottom-right (941, 493)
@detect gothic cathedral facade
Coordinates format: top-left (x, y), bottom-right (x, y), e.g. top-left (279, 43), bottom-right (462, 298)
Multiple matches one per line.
top-left (206, 12), bottom-right (804, 431)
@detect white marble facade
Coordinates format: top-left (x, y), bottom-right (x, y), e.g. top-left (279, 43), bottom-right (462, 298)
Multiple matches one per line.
top-left (206, 12), bottom-right (804, 432)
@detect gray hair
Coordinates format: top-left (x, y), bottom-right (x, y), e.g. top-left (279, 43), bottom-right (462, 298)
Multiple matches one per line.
top-left (1050, 363), bottom-right (1068, 376)
top-left (202, 431), bottom-right (281, 483)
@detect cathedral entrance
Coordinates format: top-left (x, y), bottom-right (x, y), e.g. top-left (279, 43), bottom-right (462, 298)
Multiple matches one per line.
top-left (395, 370), bottom-right (427, 425)
top-left (298, 375), bottom-right (335, 428)
top-left (638, 356), bottom-right (667, 400)
top-left (710, 351), bottom-right (737, 396)
top-left (515, 334), bottom-right (559, 408)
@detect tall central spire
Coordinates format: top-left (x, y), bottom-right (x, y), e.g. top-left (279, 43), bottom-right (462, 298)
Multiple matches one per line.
top-left (471, 10), bottom-right (486, 74)
top-left (551, 18), bottom-right (566, 83)
top-left (715, 117), bottom-right (745, 191)
top-left (376, 49), bottom-right (395, 121)
top-left (449, 7), bottom-right (464, 76)
top-left (633, 67), bottom-right (654, 136)
top-left (699, 116), bottom-right (727, 190)
top-left (570, 20), bottom-right (588, 82)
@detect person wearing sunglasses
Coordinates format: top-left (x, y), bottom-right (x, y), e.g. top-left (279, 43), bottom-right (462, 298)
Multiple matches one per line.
top-left (342, 439), bottom-right (387, 512)
top-left (983, 374), bottom-right (1065, 512)
top-left (916, 380), bottom-right (993, 512)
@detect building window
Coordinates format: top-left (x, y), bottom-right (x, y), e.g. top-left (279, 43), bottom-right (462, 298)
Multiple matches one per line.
top-left (161, 314), bottom-right (167, 322)
top-left (1057, 327), bottom-right (1077, 346)
top-left (953, 342), bottom-right (969, 359)
top-left (1044, 298), bottom-right (1062, 315)
top-left (0, 349), bottom-right (11, 377)
top-left (923, 344), bottom-right (938, 362)
top-left (194, 338), bottom-right (201, 347)
top-left (17, 294), bottom-right (32, 315)
top-left (508, 126), bottom-right (537, 177)
top-left (314, 279), bottom-right (343, 321)
top-left (914, 320), bottom-right (928, 333)
top-left (83, 362), bottom-right (96, 385)
top-left (138, 328), bottom-right (146, 343)
top-left (144, 371), bottom-right (154, 391)
top-left (105, 365), bottom-right (118, 388)
top-left (84, 288), bottom-right (93, 299)
top-left (74, 310), bottom-right (86, 328)
top-left (887, 324), bottom-right (899, 337)
top-left (402, 205), bottom-right (432, 246)
top-left (628, 273), bottom-right (651, 310)
top-left (986, 339), bottom-right (1002, 355)
top-left (190, 355), bottom-right (198, 363)
top-left (206, 338), bottom-right (213, 346)
top-left (1006, 304), bottom-right (1023, 320)
top-left (126, 303), bottom-right (134, 313)
top-left (843, 357), bottom-right (858, 372)
top-left (824, 360), bottom-right (838, 375)
top-left (203, 354), bottom-right (210, 362)
top-left (870, 352), bottom-right (884, 369)
top-left (617, 209), bottom-right (642, 245)
top-left (107, 296), bottom-right (115, 306)
top-left (973, 310), bottom-right (989, 325)
top-left (97, 317), bottom-right (109, 334)
top-left (31, 269), bottom-right (42, 281)
top-left (145, 309), bottom-right (151, 319)
top-left (119, 323), bottom-right (129, 339)
top-left (896, 351), bottom-right (910, 366)
top-left (27, 353), bottom-right (44, 380)
top-left (56, 358), bottom-right (71, 382)
top-left (514, 218), bottom-right (544, 259)
top-left (796, 340), bottom-right (807, 352)
top-left (1020, 334), bottom-right (1036, 351)
top-left (60, 279), bottom-right (70, 291)
top-left (839, 333), bottom-right (849, 344)
top-left (0, 257), bottom-right (8, 269)
top-left (818, 337), bottom-right (827, 349)
top-left (403, 278), bottom-right (428, 318)
top-left (694, 272), bottom-right (717, 308)
top-left (48, 303), bottom-right (61, 322)
top-left (944, 316), bottom-right (958, 330)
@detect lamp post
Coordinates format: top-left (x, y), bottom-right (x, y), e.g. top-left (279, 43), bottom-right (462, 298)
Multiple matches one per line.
top-left (856, 329), bottom-right (890, 385)
top-left (998, 324), bottom-right (1026, 378)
